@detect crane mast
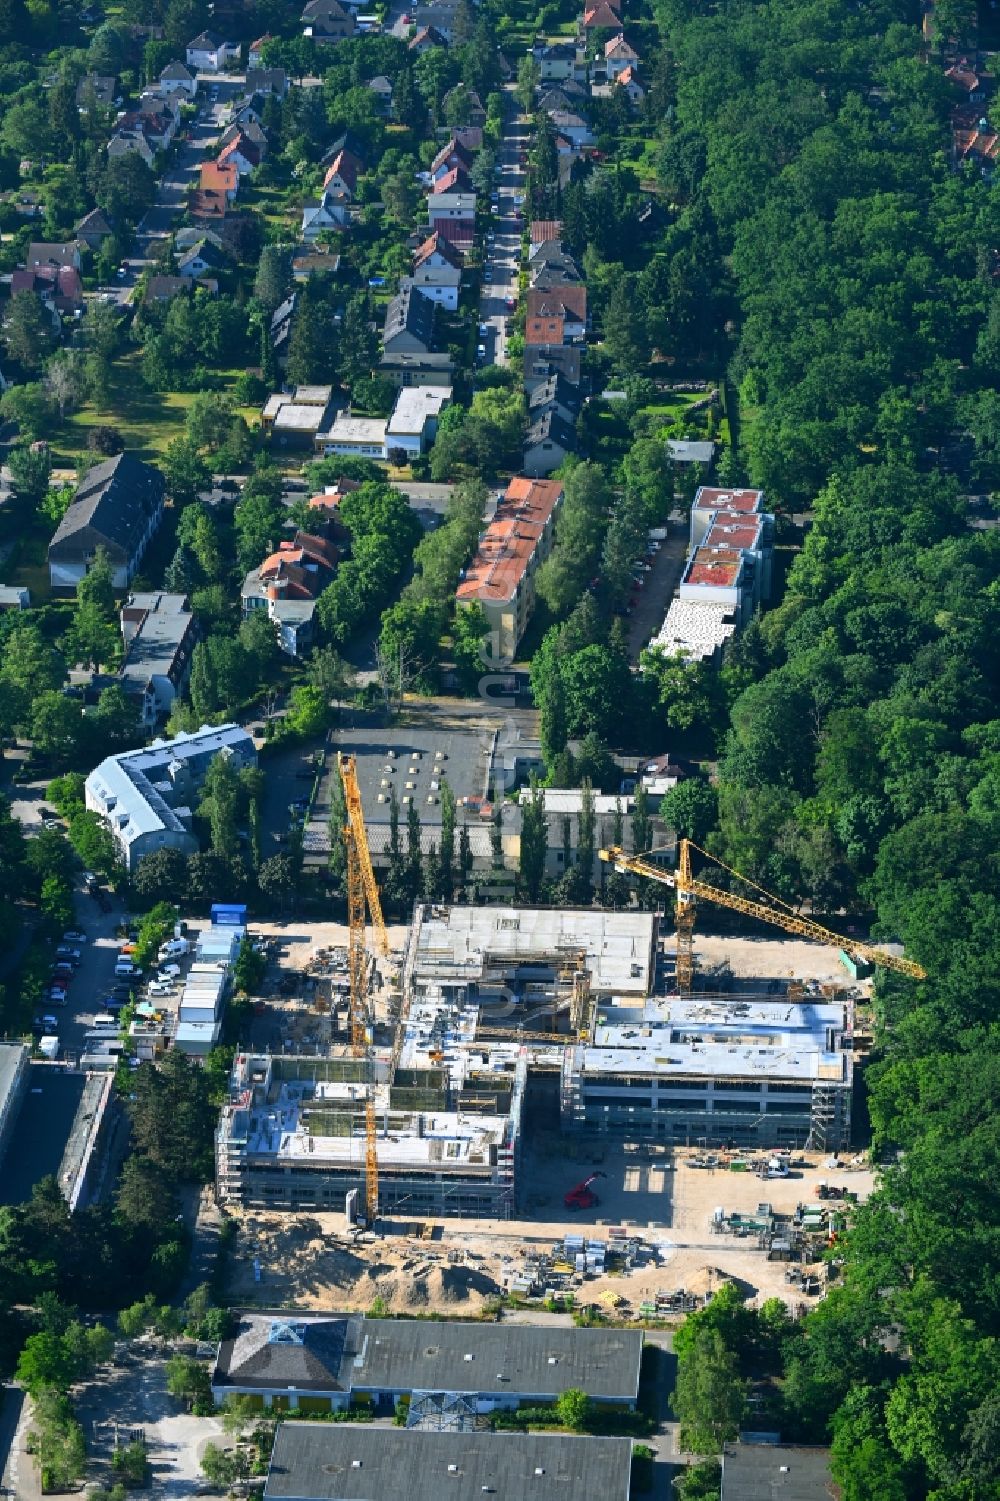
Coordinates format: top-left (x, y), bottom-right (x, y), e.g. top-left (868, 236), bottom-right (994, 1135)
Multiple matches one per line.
top-left (339, 752), bottom-right (388, 1225)
top-left (600, 841), bottom-right (926, 988)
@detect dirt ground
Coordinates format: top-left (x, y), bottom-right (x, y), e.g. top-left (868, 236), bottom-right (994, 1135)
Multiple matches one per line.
top-left (227, 1140), bottom-right (873, 1319)
top-left (686, 932), bottom-right (861, 987)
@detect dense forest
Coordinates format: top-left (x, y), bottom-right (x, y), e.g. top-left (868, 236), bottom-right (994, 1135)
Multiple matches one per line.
top-left (650, 2), bottom-right (1000, 1498)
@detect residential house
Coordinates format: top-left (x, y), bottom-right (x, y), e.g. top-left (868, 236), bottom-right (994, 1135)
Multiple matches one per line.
top-left (242, 530), bottom-right (337, 657)
top-left (385, 384), bottom-right (452, 456)
top-left (322, 148), bottom-right (362, 201)
top-left (300, 194), bottom-right (350, 239)
top-left (11, 264), bottom-right (82, 316)
top-left (638, 753), bottom-right (685, 798)
top-left (85, 724), bottom-right (255, 872)
top-left (527, 373), bottom-right (580, 427)
top-left (248, 35), bottom-right (273, 67)
top-left (548, 110), bottom-right (595, 148)
top-left (260, 385), bottom-right (335, 445)
top-left (307, 475), bottom-right (360, 514)
top-left (945, 59), bottom-right (986, 101)
top-left (383, 285), bottom-right (436, 355)
top-left (213, 1311), bottom-right (641, 1413)
top-left (185, 31), bottom-right (240, 71)
top-left (668, 438), bottom-right (715, 467)
top-left (441, 83), bottom-right (486, 124)
top-left (367, 74), bottom-right (394, 114)
top-left (430, 137), bottom-right (475, 180)
top-left (292, 245), bottom-right (341, 281)
top-left (456, 476), bottom-right (564, 659)
top-left (106, 128), bottom-right (155, 168)
top-left (200, 159), bottom-right (239, 201)
top-left (408, 24), bottom-right (447, 52)
top-left (159, 60), bottom-right (197, 96)
top-left (431, 164), bottom-right (473, 196)
top-left (76, 73), bottom-right (118, 108)
top-left (528, 237), bottom-right (581, 273)
top-left (525, 315), bottom-right (566, 347)
top-left (74, 207), bottom-right (115, 251)
top-left (322, 130), bottom-right (368, 167)
top-left (538, 82), bottom-right (588, 113)
top-left (119, 591), bottom-right (198, 727)
top-left (189, 188), bottom-right (229, 225)
top-left (603, 32), bottom-right (638, 81)
top-left (302, 0), bottom-right (356, 41)
top-left (529, 219), bottom-right (562, 253)
top-left (48, 454), bottom-right (165, 592)
top-left (614, 66), bottom-right (644, 105)
top-left (413, 229), bottom-right (463, 270)
top-left (534, 40), bottom-right (585, 83)
top-left (526, 284), bottom-right (587, 338)
top-left (119, 104), bottom-right (177, 152)
top-left (720, 1444), bottom-right (836, 1501)
top-left (452, 124), bottom-right (485, 152)
top-left (177, 238), bottom-right (227, 278)
top-left (412, 0), bottom-right (468, 41)
top-left (218, 130), bottom-right (262, 179)
top-left (244, 67), bottom-right (289, 98)
top-left (582, 0), bottom-right (622, 29)
top-left (0, 586), bottom-right (29, 610)
top-left (523, 343), bottom-right (583, 390)
top-left (27, 242), bottom-right (81, 273)
top-left (144, 274), bottom-right (195, 303)
top-left (954, 120), bottom-right (1000, 171)
top-left (400, 263), bottom-right (461, 310)
top-left (378, 351), bottom-right (456, 387)
top-left (427, 190), bottom-right (476, 246)
top-left (315, 412), bottom-right (388, 459)
top-left (523, 408), bottom-right (576, 476)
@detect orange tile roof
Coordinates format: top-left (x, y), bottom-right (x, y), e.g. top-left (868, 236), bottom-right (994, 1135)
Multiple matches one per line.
top-left (200, 160), bottom-right (237, 193)
top-left (525, 315), bottom-right (565, 345)
top-left (457, 478), bottom-right (563, 605)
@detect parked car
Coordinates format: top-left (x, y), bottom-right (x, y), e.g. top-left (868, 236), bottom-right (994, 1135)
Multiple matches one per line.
top-left (158, 963), bottom-right (182, 977)
top-left (62, 930), bottom-right (88, 944)
top-left (148, 982), bottom-right (173, 997)
top-left (41, 1015), bottom-right (59, 1032)
top-left (47, 991), bottom-right (68, 1006)
top-left (55, 946), bottom-right (81, 962)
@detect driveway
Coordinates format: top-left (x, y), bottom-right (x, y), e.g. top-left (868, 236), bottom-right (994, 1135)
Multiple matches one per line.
top-left (477, 111), bottom-right (530, 371)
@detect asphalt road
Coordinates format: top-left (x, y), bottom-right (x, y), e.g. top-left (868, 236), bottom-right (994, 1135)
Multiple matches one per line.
top-left (478, 112), bottom-right (530, 370)
top-left (135, 77), bottom-right (243, 249)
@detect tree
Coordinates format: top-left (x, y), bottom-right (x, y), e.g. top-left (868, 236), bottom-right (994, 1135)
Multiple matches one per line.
top-left (515, 54), bottom-right (540, 112)
top-left (307, 646), bottom-right (354, 710)
top-left (672, 1327), bottom-right (747, 1454)
top-left (133, 847), bottom-right (188, 903)
top-left (44, 355), bottom-right (84, 422)
top-left (9, 443), bottom-right (52, 509)
top-left (258, 854), bottom-right (297, 909)
top-left (555, 1388), bottom-right (592, 1432)
top-left (535, 464), bottom-right (610, 618)
top-left (93, 153), bottom-right (155, 224)
top-left (199, 752), bottom-right (241, 859)
top-left (659, 778), bottom-right (718, 844)
top-left (162, 438), bottom-right (209, 506)
top-left (631, 784), bottom-right (651, 855)
top-left (166, 1354), bottom-right (213, 1409)
top-left (39, 875), bottom-right (73, 932)
top-left (16, 1331), bottom-right (78, 1395)
top-left (31, 693), bottom-right (84, 765)
top-left (0, 384), bottom-right (55, 444)
top-left (62, 601), bottom-right (120, 671)
top-left (518, 782), bottom-right (546, 901)
top-left (254, 245), bottom-right (290, 313)
top-left (3, 292), bottom-right (55, 372)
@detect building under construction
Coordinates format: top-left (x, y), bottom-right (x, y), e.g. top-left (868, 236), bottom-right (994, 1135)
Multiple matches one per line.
top-left (215, 905), bottom-right (855, 1216)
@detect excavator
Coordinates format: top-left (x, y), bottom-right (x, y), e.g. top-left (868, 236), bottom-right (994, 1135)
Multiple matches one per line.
top-left (599, 840), bottom-right (926, 994)
top-left (565, 1171), bottom-right (606, 1210)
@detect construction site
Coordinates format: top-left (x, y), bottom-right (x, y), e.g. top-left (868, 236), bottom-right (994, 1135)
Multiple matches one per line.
top-left (215, 778), bottom-right (916, 1313)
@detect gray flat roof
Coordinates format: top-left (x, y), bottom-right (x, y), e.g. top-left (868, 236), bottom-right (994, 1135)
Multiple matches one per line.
top-left (0, 1043), bottom-right (26, 1123)
top-left (265, 1425), bottom-right (632, 1501)
top-left (721, 1443), bottom-right (835, 1500)
top-left (218, 1313), bottom-right (641, 1402)
top-left (332, 725), bottom-right (492, 828)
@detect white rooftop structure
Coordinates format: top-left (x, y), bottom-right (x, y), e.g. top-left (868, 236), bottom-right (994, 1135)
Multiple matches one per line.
top-left (648, 598), bottom-right (737, 663)
top-left (317, 413), bottom-right (388, 457)
top-left (408, 905), bottom-right (657, 996)
top-left (578, 995), bottom-right (852, 1083)
top-left (85, 724), bottom-right (256, 871)
top-left (387, 384), bottom-right (452, 437)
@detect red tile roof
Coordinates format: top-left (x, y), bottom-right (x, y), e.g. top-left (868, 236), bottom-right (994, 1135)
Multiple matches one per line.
top-left (526, 286), bottom-right (586, 322)
top-left (201, 160), bottom-right (238, 193)
top-left (694, 486), bottom-right (764, 513)
top-left (457, 477), bottom-right (563, 605)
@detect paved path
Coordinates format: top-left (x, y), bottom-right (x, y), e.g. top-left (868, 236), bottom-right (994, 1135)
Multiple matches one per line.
top-left (478, 109), bottom-right (529, 370)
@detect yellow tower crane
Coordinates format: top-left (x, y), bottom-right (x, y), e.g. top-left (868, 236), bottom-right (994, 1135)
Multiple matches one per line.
top-left (339, 753), bottom-right (389, 1225)
top-left (599, 841), bottom-right (927, 992)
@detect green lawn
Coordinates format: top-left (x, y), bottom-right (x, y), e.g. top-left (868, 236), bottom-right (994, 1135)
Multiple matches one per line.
top-left (55, 351), bottom-right (199, 464)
